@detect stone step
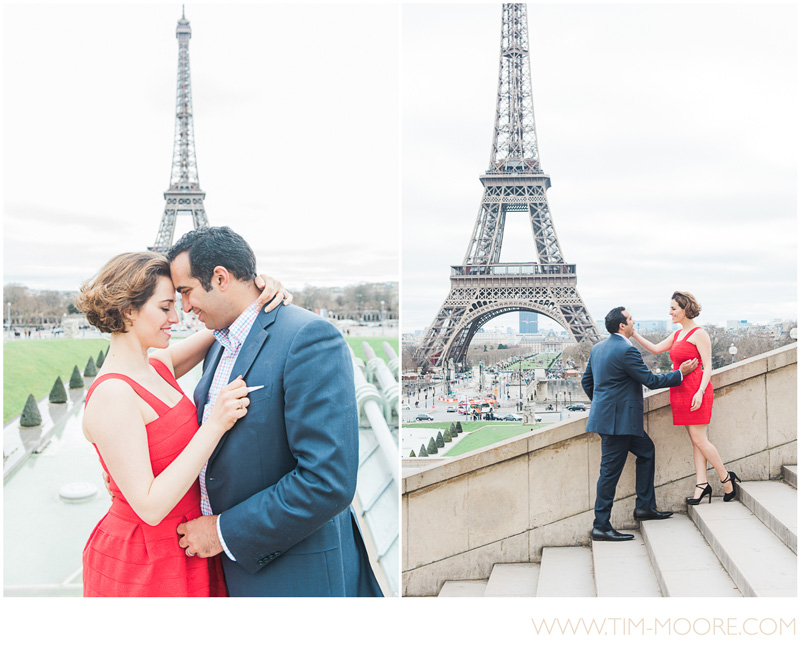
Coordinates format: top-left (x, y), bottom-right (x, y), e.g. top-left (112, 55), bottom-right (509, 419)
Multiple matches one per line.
top-left (783, 465), bottom-right (797, 489)
top-left (737, 480), bottom-right (797, 553)
top-left (484, 563), bottom-right (540, 597)
top-left (537, 546), bottom-right (595, 597)
top-left (640, 514), bottom-right (740, 597)
top-left (689, 499), bottom-right (797, 597)
top-left (591, 530), bottom-right (662, 597)
top-left (438, 580), bottom-right (488, 597)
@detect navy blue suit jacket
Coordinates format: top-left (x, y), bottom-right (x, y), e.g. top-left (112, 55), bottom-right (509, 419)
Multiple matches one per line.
top-left (194, 303), bottom-right (381, 596)
top-left (581, 334), bottom-right (682, 437)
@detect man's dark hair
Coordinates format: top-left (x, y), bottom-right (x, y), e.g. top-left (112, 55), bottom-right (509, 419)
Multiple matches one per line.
top-left (167, 227), bottom-right (257, 291)
top-left (605, 306), bottom-right (627, 335)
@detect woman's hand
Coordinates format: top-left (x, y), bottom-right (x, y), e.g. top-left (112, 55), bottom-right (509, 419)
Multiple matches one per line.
top-left (690, 390), bottom-right (704, 411)
top-left (208, 376), bottom-right (250, 431)
top-left (255, 275), bottom-right (293, 313)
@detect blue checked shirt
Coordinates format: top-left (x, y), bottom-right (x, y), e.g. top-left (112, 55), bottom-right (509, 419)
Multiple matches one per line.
top-left (199, 298), bottom-right (262, 561)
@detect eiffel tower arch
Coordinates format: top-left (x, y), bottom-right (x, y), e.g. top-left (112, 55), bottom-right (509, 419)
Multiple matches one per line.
top-left (151, 8), bottom-right (209, 253)
top-left (415, 3), bottom-right (600, 370)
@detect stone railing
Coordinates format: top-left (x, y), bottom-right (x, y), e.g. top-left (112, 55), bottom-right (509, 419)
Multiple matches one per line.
top-left (401, 344), bottom-right (797, 596)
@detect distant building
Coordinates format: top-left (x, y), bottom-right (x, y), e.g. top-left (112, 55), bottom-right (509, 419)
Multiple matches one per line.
top-left (727, 320), bottom-right (750, 331)
top-left (635, 320), bottom-right (670, 333)
top-left (519, 312), bottom-right (538, 334)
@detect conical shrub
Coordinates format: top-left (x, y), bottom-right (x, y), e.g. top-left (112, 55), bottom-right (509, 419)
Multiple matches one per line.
top-left (20, 394), bottom-right (42, 427)
top-left (49, 377), bottom-right (67, 404)
top-left (69, 365), bottom-right (85, 389)
top-left (455, 421), bottom-right (463, 434)
top-left (96, 349), bottom-right (105, 368)
top-left (409, 449), bottom-right (416, 458)
top-left (436, 431), bottom-right (444, 448)
top-left (419, 444), bottom-right (428, 458)
top-left (84, 356), bottom-right (98, 377)
top-left (450, 422), bottom-right (458, 438)
top-left (443, 428), bottom-right (452, 443)
top-left (426, 437), bottom-right (438, 455)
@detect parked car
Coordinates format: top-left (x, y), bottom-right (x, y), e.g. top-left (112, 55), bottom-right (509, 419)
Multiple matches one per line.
top-left (484, 412), bottom-right (499, 421)
top-left (402, 404), bottom-right (410, 410)
top-left (503, 414), bottom-right (523, 422)
top-left (566, 404), bottom-right (587, 411)
top-left (415, 413), bottom-right (434, 421)
top-left (446, 405), bottom-right (456, 412)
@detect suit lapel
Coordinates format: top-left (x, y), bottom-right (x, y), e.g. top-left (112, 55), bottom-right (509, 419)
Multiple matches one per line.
top-left (229, 305), bottom-right (279, 381)
top-left (195, 342), bottom-right (224, 424)
top-left (207, 305), bottom-right (281, 466)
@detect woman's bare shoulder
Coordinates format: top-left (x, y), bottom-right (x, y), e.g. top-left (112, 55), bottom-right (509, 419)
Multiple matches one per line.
top-left (83, 376), bottom-right (143, 442)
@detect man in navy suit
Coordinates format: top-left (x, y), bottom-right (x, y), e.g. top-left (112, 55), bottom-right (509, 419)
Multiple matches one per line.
top-left (169, 227), bottom-right (381, 596)
top-left (582, 306), bottom-right (698, 542)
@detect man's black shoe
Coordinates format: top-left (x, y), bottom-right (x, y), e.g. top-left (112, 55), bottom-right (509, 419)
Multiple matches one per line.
top-left (591, 527), bottom-right (634, 542)
top-left (633, 508), bottom-right (673, 521)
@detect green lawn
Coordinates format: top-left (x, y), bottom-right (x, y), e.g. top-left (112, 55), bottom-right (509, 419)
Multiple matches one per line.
top-left (404, 421), bottom-right (546, 457)
top-left (3, 338), bottom-right (109, 423)
top-left (3, 334), bottom-right (397, 423)
top-left (345, 336), bottom-right (398, 364)
top-left (511, 353), bottom-right (561, 371)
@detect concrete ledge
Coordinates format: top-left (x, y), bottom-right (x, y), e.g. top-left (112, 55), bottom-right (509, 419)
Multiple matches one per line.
top-left (537, 546), bottom-right (595, 596)
top-left (784, 465), bottom-right (797, 489)
top-left (689, 500), bottom-right (797, 597)
top-left (484, 563), bottom-right (540, 597)
top-left (438, 580), bottom-right (488, 597)
top-left (592, 531), bottom-right (662, 597)
top-left (640, 514), bottom-right (740, 597)
top-left (737, 481), bottom-right (797, 553)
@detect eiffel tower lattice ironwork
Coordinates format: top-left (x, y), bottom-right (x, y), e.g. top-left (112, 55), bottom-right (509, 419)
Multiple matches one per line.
top-left (415, 3), bottom-right (600, 369)
top-left (151, 8), bottom-right (209, 253)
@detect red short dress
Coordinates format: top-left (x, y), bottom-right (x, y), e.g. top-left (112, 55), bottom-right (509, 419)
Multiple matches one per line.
top-left (82, 359), bottom-right (227, 597)
top-left (669, 326), bottom-right (713, 426)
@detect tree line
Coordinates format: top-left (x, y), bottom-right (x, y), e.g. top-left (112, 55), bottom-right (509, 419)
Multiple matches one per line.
top-left (4, 281), bottom-right (399, 328)
top-left (290, 282), bottom-right (398, 322)
top-left (3, 284), bottom-right (80, 328)
top-left (563, 323), bottom-right (797, 373)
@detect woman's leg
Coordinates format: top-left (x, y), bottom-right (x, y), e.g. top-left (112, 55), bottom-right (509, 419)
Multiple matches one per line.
top-left (689, 440), bottom-right (708, 499)
top-left (686, 424), bottom-right (732, 494)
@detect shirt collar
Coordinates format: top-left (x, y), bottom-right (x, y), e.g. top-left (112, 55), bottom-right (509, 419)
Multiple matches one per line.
top-left (213, 298), bottom-right (261, 351)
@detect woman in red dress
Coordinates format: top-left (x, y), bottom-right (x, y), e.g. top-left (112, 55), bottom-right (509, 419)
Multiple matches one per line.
top-left (77, 252), bottom-right (286, 596)
top-left (632, 291), bottom-right (740, 504)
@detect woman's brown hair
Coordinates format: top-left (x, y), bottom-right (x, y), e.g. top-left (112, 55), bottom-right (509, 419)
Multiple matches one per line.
top-left (671, 291), bottom-right (702, 319)
top-left (76, 252), bottom-right (171, 333)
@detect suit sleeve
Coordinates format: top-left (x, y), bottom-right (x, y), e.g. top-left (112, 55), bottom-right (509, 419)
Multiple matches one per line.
top-left (581, 353), bottom-right (594, 401)
top-left (218, 318), bottom-right (358, 572)
top-left (622, 345), bottom-right (682, 390)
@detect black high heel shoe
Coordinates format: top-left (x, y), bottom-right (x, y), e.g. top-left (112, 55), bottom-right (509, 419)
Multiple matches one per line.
top-left (686, 482), bottom-right (712, 505)
top-left (722, 471), bottom-right (741, 502)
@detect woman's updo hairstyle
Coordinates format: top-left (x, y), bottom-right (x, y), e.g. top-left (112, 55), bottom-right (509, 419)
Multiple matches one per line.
top-left (76, 252), bottom-right (171, 333)
top-left (671, 291), bottom-right (702, 319)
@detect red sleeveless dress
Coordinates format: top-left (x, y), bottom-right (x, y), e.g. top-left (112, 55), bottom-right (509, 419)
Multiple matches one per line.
top-left (82, 359), bottom-right (227, 597)
top-left (669, 327), bottom-right (713, 425)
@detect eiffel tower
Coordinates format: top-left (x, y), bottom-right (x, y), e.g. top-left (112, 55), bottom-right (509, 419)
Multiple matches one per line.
top-left (415, 3), bottom-right (601, 370)
top-left (151, 7), bottom-right (209, 253)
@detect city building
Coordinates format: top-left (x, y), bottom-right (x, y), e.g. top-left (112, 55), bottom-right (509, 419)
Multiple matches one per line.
top-left (519, 312), bottom-right (539, 334)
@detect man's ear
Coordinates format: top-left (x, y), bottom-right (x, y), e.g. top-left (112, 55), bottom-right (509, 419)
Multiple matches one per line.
top-left (212, 266), bottom-right (232, 291)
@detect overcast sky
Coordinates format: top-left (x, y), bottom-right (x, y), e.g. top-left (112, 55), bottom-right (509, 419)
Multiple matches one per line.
top-left (2, 2), bottom-right (797, 333)
top-left (3, 2), bottom-right (399, 294)
top-left (402, 3), bottom-right (797, 333)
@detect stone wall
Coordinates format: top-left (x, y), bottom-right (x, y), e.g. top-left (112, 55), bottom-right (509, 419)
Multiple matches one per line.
top-left (401, 344), bottom-right (797, 596)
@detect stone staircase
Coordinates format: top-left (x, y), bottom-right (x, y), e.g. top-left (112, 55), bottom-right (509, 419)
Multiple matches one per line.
top-left (438, 466), bottom-right (797, 597)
